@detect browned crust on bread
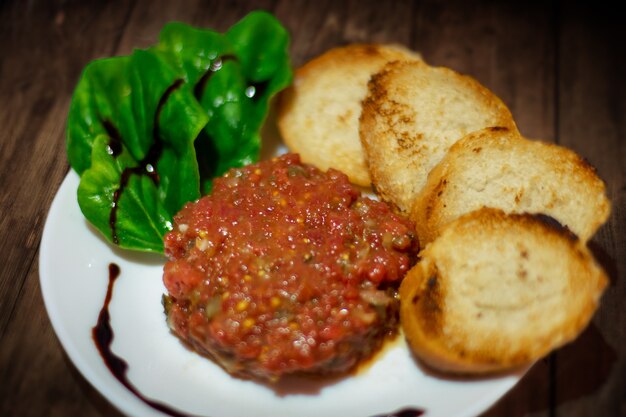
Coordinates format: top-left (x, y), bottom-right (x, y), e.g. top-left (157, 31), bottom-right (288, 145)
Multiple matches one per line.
top-left (400, 208), bottom-right (608, 374)
top-left (410, 127), bottom-right (611, 244)
top-left (530, 213), bottom-right (579, 242)
top-left (277, 44), bottom-right (422, 187)
top-left (360, 61), bottom-right (517, 212)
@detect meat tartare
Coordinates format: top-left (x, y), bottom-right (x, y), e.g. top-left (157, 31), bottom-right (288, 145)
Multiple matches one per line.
top-left (162, 153), bottom-right (417, 379)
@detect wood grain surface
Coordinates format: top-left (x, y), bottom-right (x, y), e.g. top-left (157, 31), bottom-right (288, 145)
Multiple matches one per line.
top-left (0, 1), bottom-right (623, 416)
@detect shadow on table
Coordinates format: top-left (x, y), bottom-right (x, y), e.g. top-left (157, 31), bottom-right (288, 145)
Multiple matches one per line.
top-left (480, 323), bottom-right (617, 417)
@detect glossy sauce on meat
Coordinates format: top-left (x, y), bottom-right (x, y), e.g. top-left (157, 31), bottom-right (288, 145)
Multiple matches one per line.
top-left (163, 154), bottom-right (417, 379)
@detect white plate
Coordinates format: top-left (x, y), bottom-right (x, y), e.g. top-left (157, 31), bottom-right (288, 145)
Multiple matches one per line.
top-left (40, 170), bottom-right (524, 417)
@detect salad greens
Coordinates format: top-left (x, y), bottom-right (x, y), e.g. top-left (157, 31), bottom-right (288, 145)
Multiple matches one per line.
top-left (66, 11), bottom-right (292, 253)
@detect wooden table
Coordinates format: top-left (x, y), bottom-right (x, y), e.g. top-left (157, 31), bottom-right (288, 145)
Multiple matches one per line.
top-left (0, 1), bottom-right (623, 416)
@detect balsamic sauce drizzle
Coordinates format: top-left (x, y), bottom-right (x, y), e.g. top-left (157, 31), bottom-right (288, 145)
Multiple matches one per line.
top-left (93, 263), bottom-right (194, 417)
top-left (107, 79), bottom-right (184, 244)
top-left (372, 408), bottom-right (425, 417)
top-left (193, 54), bottom-right (237, 100)
top-left (94, 58), bottom-right (427, 417)
top-left (94, 265), bottom-right (426, 417)
top-left (192, 54), bottom-right (270, 103)
top-left (103, 120), bottom-right (123, 157)
top-left (247, 79), bottom-right (270, 102)
top-left (104, 54), bottom-right (272, 245)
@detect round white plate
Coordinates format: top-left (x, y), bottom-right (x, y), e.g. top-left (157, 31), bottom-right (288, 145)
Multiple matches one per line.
top-left (40, 170), bottom-right (524, 417)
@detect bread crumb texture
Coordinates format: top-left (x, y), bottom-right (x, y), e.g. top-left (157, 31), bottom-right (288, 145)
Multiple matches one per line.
top-left (410, 127), bottom-right (610, 244)
top-left (400, 208), bottom-right (607, 374)
top-left (360, 61), bottom-right (517, 211)
top-left (278, 44), bottom-right (422, 186)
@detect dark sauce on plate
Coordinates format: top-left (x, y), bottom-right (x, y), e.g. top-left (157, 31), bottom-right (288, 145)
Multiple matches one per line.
top-left (94, 56), bottom-right (426, 415)
top-left (372, 408), bottom-right (425, 417)
top-left (93, 263), bottom-right (195, 417)
top-left (94, 261), bottom-right (428, 417)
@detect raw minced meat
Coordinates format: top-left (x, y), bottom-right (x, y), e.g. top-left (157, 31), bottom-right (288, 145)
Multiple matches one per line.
top-left (162, 153), bottom-right (418, 380)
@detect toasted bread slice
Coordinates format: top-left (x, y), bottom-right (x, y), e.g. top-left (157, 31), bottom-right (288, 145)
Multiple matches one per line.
top-left (400, 208), bottom-right (607, 374)
top-left (360, 60), bottom-right (517, 211)
top-left (410, 127), bottom-right (611, 244)
top-left (277, 44), bottom-right (422, 186)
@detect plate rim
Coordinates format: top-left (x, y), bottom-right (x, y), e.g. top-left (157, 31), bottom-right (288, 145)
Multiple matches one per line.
top-left (39, 170), bottom-right (526, 417)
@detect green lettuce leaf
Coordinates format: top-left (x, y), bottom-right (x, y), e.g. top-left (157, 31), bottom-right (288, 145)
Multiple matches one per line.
top-left (156, 11), bottom-right (292, 192)
top-left (66, 12), bottom-right (292, 253)
top-left (70, 50), bottom-right (208, 253)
